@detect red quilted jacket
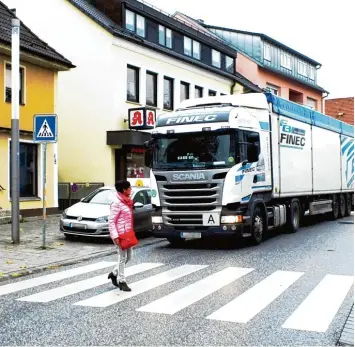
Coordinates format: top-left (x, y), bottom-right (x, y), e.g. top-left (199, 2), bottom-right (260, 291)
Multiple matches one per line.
top-left (108, 193), bottom-right (133, 240)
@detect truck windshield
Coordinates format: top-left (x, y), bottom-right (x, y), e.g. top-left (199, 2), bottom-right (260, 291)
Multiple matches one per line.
top-left (152, 131), bottom-right (236, 170)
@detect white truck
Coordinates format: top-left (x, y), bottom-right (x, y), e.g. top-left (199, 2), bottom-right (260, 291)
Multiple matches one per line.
top-left (145, 92), bottom-right (354, 245)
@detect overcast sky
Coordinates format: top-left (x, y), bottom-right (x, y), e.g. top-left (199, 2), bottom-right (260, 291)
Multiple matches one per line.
top-left (147, 0), bottom-right (354, 99)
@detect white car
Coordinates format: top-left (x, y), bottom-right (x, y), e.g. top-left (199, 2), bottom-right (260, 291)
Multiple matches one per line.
top-left (60, 186), bottom-right (153, 239)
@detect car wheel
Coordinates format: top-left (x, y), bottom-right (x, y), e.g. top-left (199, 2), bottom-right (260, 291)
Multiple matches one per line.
top-left (345, 193), bottom-right (352, 217)
top-left (330, 194), bottom-right (339, 220)
top-left (287, 199), bottom-right (301, 233)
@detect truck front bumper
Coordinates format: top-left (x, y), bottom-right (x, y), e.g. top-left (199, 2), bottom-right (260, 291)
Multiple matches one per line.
top-left (151, 223), bottom-right (247, 239)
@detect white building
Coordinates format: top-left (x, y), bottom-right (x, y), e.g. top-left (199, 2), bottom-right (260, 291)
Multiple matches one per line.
top-left (4, 0), bottom-right (261, 188)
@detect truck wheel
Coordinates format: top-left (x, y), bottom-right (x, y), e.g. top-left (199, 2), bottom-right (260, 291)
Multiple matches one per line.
top-left (330, 194), bottom-right (339, 220)
top-left (287, 199), bottom-right (300, 233)
top-left (167, 237), bottom-right (185, 247)
top-left (250, 206), bottom-right (264, 245)
top-left (345, 193), bottom-right (352, 216)
top-left (339, 194), bottom-right (346, 218)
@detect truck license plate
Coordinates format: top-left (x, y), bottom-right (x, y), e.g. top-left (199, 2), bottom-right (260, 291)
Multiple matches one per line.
top-left (202, 213), bottom-right (220, 226)
top-left (181, 232), bottom-right (201, 239)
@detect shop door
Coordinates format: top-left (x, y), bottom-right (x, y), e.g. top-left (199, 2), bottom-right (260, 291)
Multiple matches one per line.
top-left (114, 148), bottom-right (126, 182)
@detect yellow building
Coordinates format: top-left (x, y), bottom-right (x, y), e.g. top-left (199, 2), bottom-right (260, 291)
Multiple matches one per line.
top-left (0, 4), bottom-right (74, 216)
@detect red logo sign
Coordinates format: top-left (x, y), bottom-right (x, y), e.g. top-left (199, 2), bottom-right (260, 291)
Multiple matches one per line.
top-left (130, 111), bottom-right (143, 127)
top-left (146, 111), bottom-right (155, 126)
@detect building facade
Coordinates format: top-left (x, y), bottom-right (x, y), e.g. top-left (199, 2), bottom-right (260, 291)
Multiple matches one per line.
top-left (0, 1), bottom-right (74, 215)
top-left (4, 0), bottom-right (261, 188)
top-left (174, 13), bottom-right (328, 112)
top-left (325, 97), bottom-right (354, 126)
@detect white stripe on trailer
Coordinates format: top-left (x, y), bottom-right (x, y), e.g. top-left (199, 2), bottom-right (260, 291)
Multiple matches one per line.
top-left (17, 263), bottom-right (164, 303)
top-left (74, 264), bottom-right (207, 308)
top-left (137, 267), bottom-right (254, 314)
top-left (0, 261), bottom-right (116, 296)
top-left (282, 274), bottom-right (354, 332)
top-left (207, 270), bottom-right (304, 323)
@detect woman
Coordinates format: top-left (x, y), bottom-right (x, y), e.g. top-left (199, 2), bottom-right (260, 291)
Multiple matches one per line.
top-left (108, 180), bottom-right (134, 291)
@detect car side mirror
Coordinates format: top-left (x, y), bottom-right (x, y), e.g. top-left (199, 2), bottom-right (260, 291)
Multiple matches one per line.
top-left (134, 202), bottom-right (144, 209)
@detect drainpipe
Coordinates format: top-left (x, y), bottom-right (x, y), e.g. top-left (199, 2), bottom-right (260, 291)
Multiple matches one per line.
top-left (322, 91), bottom-right (329, 113)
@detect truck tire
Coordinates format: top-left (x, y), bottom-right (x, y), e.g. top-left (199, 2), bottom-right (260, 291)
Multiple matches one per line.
top-left (287, 199), bottom-right (300, 233)
top-left (339, 194), bottom-right (346, 218)
top-left (250, 205), bottom-right (265, 245)
top-left (345, 193), bottom-right (352, 217)
top-left (330, 194), bottom-right (339, 220)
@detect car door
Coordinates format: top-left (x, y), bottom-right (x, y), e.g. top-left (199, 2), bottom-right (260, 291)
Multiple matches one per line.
top-left (142, 189), bottom-right (153, 231)
top-left (133, 190), bottom-right (146, 232)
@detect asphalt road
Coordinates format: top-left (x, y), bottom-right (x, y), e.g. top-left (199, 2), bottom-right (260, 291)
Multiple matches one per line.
top-left (0, 215), bottom-right (353, 346)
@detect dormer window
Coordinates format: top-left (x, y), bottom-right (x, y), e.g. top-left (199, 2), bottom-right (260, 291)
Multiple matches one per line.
top-left (125, 9), bottom-right (145, 38)
top-left (184, 37), bottom-right (201, 60)
top-left (212, 49), bottom-right (221, 68)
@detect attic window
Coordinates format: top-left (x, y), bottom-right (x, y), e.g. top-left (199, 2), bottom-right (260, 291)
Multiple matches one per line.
top-left (125, 9), bottom-right (145, 38)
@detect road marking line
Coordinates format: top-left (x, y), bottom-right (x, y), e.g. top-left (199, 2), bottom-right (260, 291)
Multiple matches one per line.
top-left (136, 267), bottom-right (254, 315)
top-left (17, 263), bottom-right (164, 303)
top-left (282, 274), bottom-right (354, 332)
top-left (207, 270), bottom-right (304, 323)
top-left (0, 261), bottom-right (116, 296)
top-left (74, 264), bottom-right (207, 308)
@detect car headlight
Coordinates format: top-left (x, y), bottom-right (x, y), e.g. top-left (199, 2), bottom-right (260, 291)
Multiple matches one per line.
top-left (61, 209), bottom-right (68, 219)
top-left (221, 215), bottom-right (243, 224)
top-left (96, 216), bottom-right (109, 223)
top-left (152, 216), bottom-right (163, 224)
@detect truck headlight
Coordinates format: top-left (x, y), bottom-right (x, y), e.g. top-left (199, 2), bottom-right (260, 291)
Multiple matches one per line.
top-left (221, 215), bottom-right (243, 224)
top-left (152, 216), bottom-right (163, 224)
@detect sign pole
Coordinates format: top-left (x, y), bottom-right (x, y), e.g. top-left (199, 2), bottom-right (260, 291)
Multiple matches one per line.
top-left (11, 18), bottom-right (20, 244)
top-left (42, 143), bottom-right (47, 249)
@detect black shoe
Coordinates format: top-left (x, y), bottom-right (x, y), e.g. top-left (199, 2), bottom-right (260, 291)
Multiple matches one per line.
top-left (108, 272), bottom-right (119, 287)
top-left (118, 281), bottom-right (131, 292)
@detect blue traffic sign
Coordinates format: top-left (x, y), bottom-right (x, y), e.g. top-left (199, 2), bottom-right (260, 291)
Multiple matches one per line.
top-left (33, 114), bottom-right (57, 143)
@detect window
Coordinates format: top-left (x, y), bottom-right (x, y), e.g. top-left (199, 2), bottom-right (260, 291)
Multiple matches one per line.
top-left (212, 49), bottom-right (221, 68)
top-left (193, 41), bottom-right (200, 60)
top-left (280, 52), bottom-right (292, 70)
top-left (184, 37), bottom-right (200, 59)
top-left (180, 81), bottom-right (189, 101)
top-left (237, 130), bottom-right (260, 164)
top-left (266, 83), bottom-right (279, 96)
top-left (225, 56), bottom-right (234, 73)
top-left (5, 64), bottom-right (24, 104)
top-left (209, 90), bottom-right (216, 96)
top-left (127, 65), bottom-right (139, 103)
top-left (125, 10), bottom-right (145, 38)
top-left (264, 44), bottom-right (271, 61)
top-left (306, 97), bottom-right (317, 110)
top-left (83, 189), bottom-right (115, 205)
top-left (298, 61), bottom-right (308, 77)
top-left (9, 142), bottom-right (38, 198)
top-left (195, 86), bottom-right (203, 98)
top-left (146, 71), bottom-right (157, 107)
top-left (184, 37), bottom-right (192, 56)
top-left (133, 190), bottom-right (147, 205)
top-left (126, 147), bottom-right (150, 179)
top-left (163, 77), bottom-right (174, 110)
top-left (159, 25), bottom-right (172, 48)
top-left (310, 66), bottom-right (315, 80)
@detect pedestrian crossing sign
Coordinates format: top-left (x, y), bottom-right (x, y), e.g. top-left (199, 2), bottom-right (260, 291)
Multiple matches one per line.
top-left (33, 114), bottom-right (57, 143)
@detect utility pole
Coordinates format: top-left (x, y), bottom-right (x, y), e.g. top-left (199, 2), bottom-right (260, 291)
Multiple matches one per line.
top-left (11, 18), bottom-right (20, 244)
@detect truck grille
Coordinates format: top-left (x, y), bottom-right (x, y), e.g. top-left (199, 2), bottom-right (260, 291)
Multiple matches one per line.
top-left (156, 175), bottom-right (225, 227)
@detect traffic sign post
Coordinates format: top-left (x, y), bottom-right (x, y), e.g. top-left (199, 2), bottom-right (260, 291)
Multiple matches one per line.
top-left (33, 114), bottom-right (57, 249)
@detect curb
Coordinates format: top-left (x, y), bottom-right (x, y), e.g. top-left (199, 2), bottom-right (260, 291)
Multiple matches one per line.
top-left (337, 304), bottom-right (354, 346)
top-left (0, 238), bottom-right (166, 283)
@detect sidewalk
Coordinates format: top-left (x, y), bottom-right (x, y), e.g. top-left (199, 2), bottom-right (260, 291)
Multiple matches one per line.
top-left (0, 215), bottom-right (161, 282)
top-left (338, 305), bottom-right (354, 346)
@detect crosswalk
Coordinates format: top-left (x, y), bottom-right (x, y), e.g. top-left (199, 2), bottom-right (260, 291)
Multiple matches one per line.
top-left (0, 261), bottom-right (353, 333)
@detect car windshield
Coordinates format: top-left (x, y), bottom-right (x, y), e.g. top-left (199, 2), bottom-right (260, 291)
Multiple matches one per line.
top-left (82, 189), bottom-right (115, 205)
top-left (152, 130), bottom-right (236, 170)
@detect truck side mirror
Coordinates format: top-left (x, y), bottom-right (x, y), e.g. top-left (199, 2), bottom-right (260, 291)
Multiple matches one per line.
top-left (247, 144), bottom-right (259, 163)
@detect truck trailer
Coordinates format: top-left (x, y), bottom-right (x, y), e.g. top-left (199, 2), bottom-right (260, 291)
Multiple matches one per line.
top-left (145, 92), bottom-right (354, 246)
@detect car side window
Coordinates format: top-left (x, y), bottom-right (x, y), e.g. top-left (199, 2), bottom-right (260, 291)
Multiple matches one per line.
top-left (134, 191), bottom-right (146, 205)
top-left (145, 190), bottom-right (152, 204)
